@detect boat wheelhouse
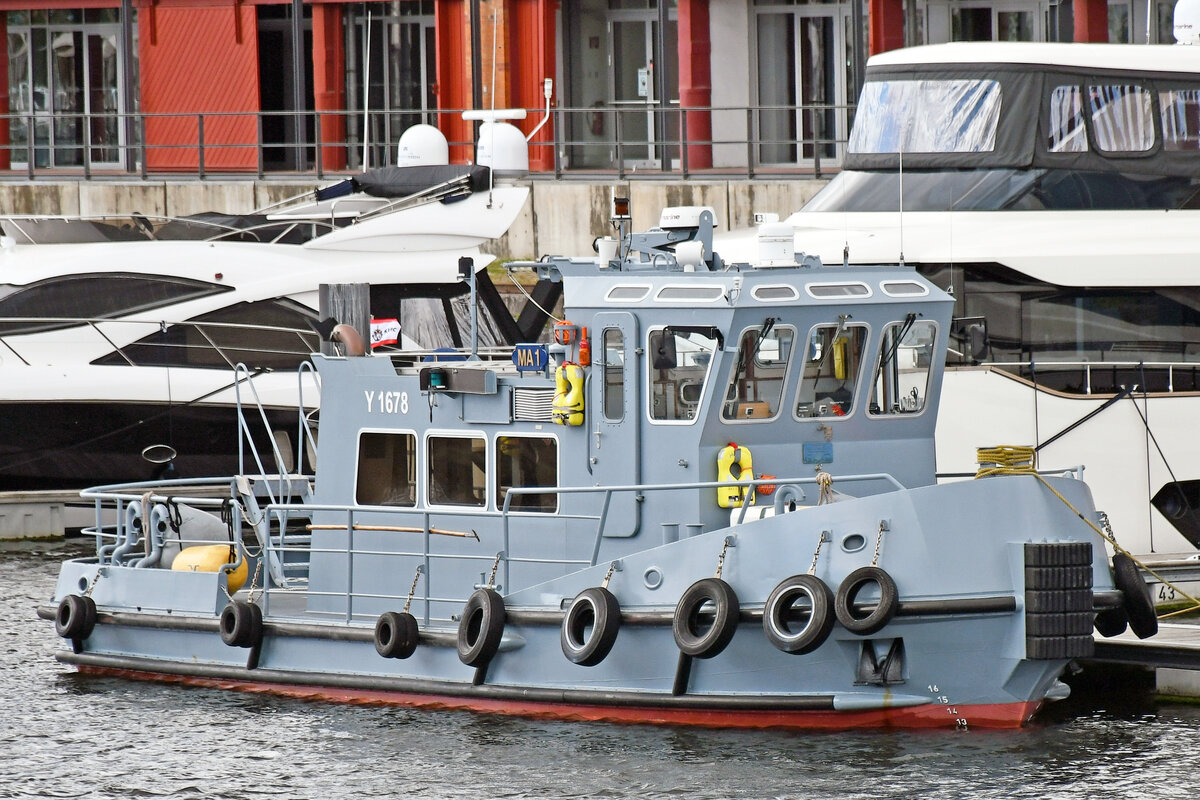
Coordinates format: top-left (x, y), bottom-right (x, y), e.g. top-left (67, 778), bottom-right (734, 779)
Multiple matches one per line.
top-left (42, 207), bottom-right (1155, 730)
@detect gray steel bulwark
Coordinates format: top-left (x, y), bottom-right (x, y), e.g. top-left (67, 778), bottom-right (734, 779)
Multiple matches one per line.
top-left (45, 212), bottom-right (1145, 730)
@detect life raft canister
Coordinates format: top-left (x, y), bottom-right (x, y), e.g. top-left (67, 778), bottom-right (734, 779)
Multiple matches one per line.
top-left (552, 362), bottom-right (585, 426)
top-left (717, 442), bottom-right (754, 508)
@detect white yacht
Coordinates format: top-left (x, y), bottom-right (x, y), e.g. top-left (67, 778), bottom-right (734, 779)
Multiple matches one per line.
top-left (0, 156), bottom-right (539, 491)
top-left (720, 39), bottom-right (1200, 570)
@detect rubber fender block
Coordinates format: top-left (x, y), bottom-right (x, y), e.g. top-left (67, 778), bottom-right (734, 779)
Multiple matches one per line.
top-left (1025, 589), bottom-right (1093, 614)
top-left (1025, 611), bottom-right (1094, 636)
top-left (1024, 542), bottom-right (1092, 567)
top-left (1025, 566), bottom-right (1094, 591)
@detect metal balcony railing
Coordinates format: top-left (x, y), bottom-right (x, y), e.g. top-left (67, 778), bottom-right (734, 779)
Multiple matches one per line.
top-left (0, 103), bottom-right (854, 182)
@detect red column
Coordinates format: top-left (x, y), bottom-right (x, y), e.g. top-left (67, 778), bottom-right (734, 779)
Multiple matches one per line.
top-left (509, 0), bottom-right (557, 171)
top-left (869, 0), bottom-right (905, 55)
top-left (677, 0), bottom-right (712, 169)
top-left (312, 4), bottom-right (346, 171)
top-left (139, 4), bottom-right (259, 171)
top-left (435, 0), bottom-right (475, 163)
top-left (0, 13), bottom-right (8, 171)
top-left (1074, 0), bottom-right (1109, 41)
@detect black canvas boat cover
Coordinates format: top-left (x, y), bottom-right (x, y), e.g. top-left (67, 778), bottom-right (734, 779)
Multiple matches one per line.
top-left (315, 165), bottom-right (491, 202)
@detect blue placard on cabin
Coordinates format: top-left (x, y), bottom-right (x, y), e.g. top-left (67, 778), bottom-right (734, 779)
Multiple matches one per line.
top-left (803, 442), bottom-right (834, 464)
top-left (512, 344), bottom-right (549, 372)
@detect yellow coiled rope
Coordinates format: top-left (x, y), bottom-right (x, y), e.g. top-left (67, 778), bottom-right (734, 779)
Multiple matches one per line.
top-left (975, 445), bottom-right (1200, 617)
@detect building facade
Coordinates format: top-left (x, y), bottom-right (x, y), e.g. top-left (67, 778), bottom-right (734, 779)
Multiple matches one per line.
top-left (0, 0), bottom-right (1184, 175)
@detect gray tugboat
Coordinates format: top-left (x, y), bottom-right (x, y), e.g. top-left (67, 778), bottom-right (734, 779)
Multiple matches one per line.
top-left (43, 204), bottom-right (1156, 730)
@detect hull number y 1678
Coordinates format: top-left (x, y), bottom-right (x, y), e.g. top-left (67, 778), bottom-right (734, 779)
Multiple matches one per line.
top-left (366, 390), bottom-right (409, 415)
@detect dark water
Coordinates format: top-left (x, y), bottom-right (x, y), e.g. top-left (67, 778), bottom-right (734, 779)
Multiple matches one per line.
top-left (6, 539), bottom-right (1200, 800)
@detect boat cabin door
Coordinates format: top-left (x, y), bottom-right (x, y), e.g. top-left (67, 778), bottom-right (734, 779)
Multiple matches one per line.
top-left (589, 312), bottom-right (641, 537)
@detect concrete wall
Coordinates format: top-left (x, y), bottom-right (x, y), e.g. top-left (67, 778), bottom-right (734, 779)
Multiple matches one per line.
top-left (0, 177), bottom-right (829, 262)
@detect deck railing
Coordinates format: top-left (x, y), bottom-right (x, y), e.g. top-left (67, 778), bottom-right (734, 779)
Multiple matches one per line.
top-left (0, 103), bottom-right (854, 182)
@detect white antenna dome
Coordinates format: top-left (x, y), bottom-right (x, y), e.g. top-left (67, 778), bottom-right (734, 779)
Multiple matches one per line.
top-left (1175, 0), bottom-right (1200, 44)
top-left (475, 121), bottom-right (530, 174)
top-left (396, 124), bottom-right (449, 166)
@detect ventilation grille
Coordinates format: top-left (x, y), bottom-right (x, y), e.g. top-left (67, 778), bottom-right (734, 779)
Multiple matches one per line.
top-left (513, 388), bottom-right (555, 421)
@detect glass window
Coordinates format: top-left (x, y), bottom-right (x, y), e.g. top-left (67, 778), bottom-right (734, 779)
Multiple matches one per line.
top-left (0, 274), bottom-right (228, 336)
top-left (795, 323), bottom-right (868, 418)
top-left (496, 436), bottom-right (558, 513)
top-left (722, 324), bottom-right (794, 422)
top-left (648, 327), bottom-right (718, 422)
top-left (1089, 85), bottom-right (1154, 152)
top-left (849, 79), bottom-right (1001, 154)
top-left (1108, 1), bottom-right (1131, 42)
top-left (1048, 85), bottom-right (1088, 153)
top-left (90, 299), bottom-right (320, 370)
top-left (1160, 89), bottom-right (1200, 151)
top-left (997, 10), bottom-right (1033, 40)
top-left (428, 435), bottom-right (486, 507)
top-left (603, 328), bottom-right (625, 421)
top-left (869, 318), bottom-right (937, 416)
top-left (356, 432), bottom-right (416, 506)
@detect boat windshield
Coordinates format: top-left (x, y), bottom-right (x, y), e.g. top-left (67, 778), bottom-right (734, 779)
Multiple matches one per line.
top-left (849, 79), bottom-right (1001, 154)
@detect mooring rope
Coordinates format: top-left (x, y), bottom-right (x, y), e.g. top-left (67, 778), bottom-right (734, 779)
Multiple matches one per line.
top-left (975, 445), bottom-right (1200, 616)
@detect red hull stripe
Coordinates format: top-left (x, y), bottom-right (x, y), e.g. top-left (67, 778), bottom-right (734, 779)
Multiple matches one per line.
top-left (77, 664), bottom-right (1042, 730)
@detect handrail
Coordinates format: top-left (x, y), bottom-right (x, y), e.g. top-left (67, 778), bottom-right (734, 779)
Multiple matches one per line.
top-left (0, 103), bottom-right (853, 181)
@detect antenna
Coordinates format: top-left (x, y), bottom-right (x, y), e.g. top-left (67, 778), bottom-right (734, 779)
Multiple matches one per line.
top-left (361, 10), bottom-right (372, 171)
top-left (898, 124), bottom-right (905, 268)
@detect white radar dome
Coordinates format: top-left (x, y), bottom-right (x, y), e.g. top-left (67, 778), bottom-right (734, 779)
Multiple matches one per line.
top-left (396, 124), bottom-right (449, 166)
top-left (1175, 0), bottom-right (1200, 44)
top-left (475, 121), bottom-right (529, 174)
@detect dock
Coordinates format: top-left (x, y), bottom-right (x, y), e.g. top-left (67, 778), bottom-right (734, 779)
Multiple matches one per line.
top-left (1090, 622), bottom-right (1200, 698)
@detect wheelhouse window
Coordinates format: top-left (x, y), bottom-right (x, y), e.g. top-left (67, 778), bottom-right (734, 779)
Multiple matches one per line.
top-left (90, 299), bottom-right (319, 369)
top-left (1089, 85), bottom-right (1154, 153)
top-left (428, 434), bottom-right (486, 507)
top-left (648, 327), bottom-right (719, 422)
top-left (603, 328), bottom-right (625, 421)
top-left (722, 323), bottom-right (794, 422)
top-left (795, 323), bottom-right (867, 418)
top-left (869, 317), bottom-right (937, 416)
top-left (356, 432), bottom-right (416, 507)
top-left (848, 79), bottom-right (1001, 154)
top-left (496, 436), bottom-right (558, 513)
top-left (0, 274), bottom-right (228, 336)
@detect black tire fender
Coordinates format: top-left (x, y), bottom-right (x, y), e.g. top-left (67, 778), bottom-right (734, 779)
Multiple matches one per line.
top-left (220, 600), bottom-right (263, 648)
top-left (1112, 553), bottom-right (1158, 639)
top-left (673, 578), bottom-right (739, 659)
top-left (375, 611), bottom-right (420, 659)
top-left (1093, 606), bottom-right (1129, 638)
top-left (561, 586), bottom-right (622, 666)
top-left (762, 574), bottom-right (835, 654)
top-left (834, 566), bottom-right (899, 635)
top-left (457, 588), bottom-right (506, 667)
top-left (55, 594), bottom-right (97, 641)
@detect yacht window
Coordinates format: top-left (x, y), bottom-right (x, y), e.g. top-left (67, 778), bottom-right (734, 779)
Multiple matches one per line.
top-left (428, 435), bottom-right (486, 507)
top-left (1160, 89), bottom-right (1200, 151)
top-left (848, 79), bottom-right (1001, 154)
top-left (648, 327), bottom-right (718, 422)
top-left (722, 323), bottom-right (794, 422)
top-left (869, 318), bottom-right (937, 417)
top-left (806, 282), bottom-right (871, 299)
top-left (795, 323), bottom-right (868, 418)
top-left (1089, 85), bottom-right (1154, 153)
top-left (356, 432), bottom-right (416, 507)
top-left (0, 274), bottom-right (228, 336)
top-left (881, 280), bottom-right (929, 297)
top-left (91, 299), bottom-right (319, 369)
top-left (496, 435), bottom-right (558, 513)
top-left (603, 328), bottom-right (625, 421)
top-left (1047, 85), bottom-right (1088, 153)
